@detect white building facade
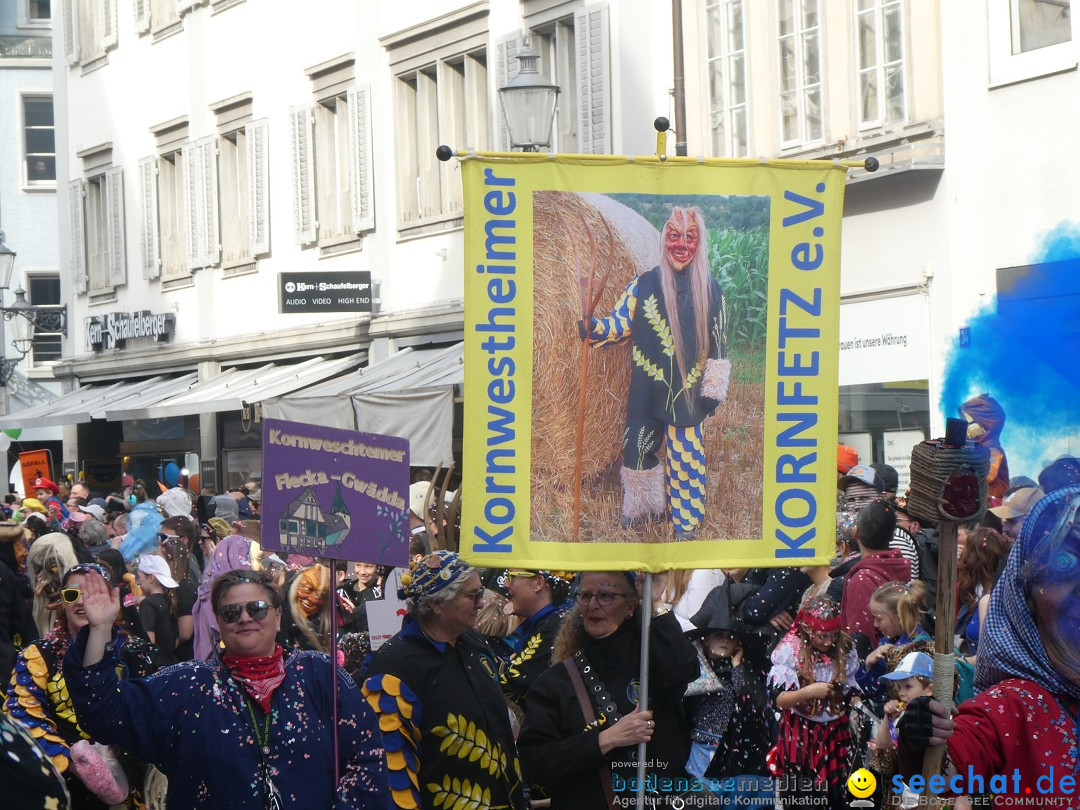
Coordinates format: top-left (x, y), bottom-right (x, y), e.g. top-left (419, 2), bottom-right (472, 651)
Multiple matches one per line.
top-left (0, 0), bottom-right (63, 489)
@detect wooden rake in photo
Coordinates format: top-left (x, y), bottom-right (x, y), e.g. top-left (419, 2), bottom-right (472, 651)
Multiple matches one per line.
top-left (555, 208), bottom-right (615, 540)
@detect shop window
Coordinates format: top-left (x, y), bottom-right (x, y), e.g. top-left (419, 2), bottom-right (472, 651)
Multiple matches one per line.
top-left (22, 95), bottom-right (56, 188)
top-left (777, 0), bottom-right (823, 147)
top-left (27, 275), bottom-right (62, 364)
top-left (839, 381), bottom-right (929, 495)
top-left (69, 166), bottom-right (125, 296)
top-left (855, 0), bottom-right (906, 130)
top-left (706, 0), bottom-right (749, 156)
top-left (988, 0), bottom-right (1080, 86)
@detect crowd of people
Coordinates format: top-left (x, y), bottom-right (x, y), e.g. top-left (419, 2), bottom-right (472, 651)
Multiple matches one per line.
top-left (0, 449), bottom-right (1077, 808)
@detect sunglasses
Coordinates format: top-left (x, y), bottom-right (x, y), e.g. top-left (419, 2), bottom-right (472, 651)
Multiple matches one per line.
top-left (60, 587), bottom-right (83, 604)
top-left (576, 591), bottom-right (627, 607)
top-left (217, 600), bottom-right (273, 624)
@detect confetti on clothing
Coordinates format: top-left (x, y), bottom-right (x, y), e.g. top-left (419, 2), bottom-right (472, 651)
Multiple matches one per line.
top-left (62, 629), bottom-right (390, 809)
top-left (947, 679), bottom-right (1078, 807)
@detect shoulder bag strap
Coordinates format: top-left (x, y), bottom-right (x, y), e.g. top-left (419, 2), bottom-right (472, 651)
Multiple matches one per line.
top-left (563, 658), bottom-right (617, 810)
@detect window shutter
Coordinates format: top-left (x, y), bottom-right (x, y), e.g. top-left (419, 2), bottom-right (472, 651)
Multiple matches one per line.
top-left (575, 2), bottom-right (611, 154)
top-left (199, 135), bottom-right (220, 267)
top-left (181, 141), bottom-right (200, 270)
top-left (289, 105), bottom-right (316, 245)
top-left (347, 85), bottom-right (375, 235)
top-left (139, 156), bottom-right (160, 279)
top-left (101, 0), bottom-right (118, 49)
top-left (68, 179), bottom-right (87, 294)
top-left (495, 33), bottom-right (522, 151)
top-left (61, 0), bottom-right (78, 65)
top-left (246, 118), bottom-right (270, 256)
top-left (105, 167), bottom-right (126, 287)
top-left (134, 0), bottom-right (150, 34)
top-left (178, 0), bottom-right (199, 13)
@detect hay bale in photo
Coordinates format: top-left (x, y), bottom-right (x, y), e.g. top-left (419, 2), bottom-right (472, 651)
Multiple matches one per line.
top-left (531, 192), bottom-right (656, 536)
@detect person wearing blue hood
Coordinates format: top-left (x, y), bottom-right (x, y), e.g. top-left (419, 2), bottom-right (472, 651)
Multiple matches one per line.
top-left (898, 485), bottom-right (1080, 805)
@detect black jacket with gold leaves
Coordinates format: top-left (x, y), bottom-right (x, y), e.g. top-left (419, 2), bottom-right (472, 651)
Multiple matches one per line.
top-left (363, 616), bottom-right (528, 810)
top-left (497, 603), bottom-right (566, 712)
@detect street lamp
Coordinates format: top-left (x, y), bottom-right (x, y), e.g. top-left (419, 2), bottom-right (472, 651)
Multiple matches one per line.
top-left (498, 40), bottom-right (560, 151)
top-left (0, 234), bottom-right (18, 386)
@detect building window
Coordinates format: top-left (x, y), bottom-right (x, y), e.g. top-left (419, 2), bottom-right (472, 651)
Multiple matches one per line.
top-left (146, 0), bottom-right (180, 34)
top-left (23, 95), bottom-right (56, 187)
top-left (18, 0), bottom-right (51, 27)
top-left (706, 0), bottom-right (749, 156)
top-left (292, 56), bottom-right (373, 247)
top-left (855, 0), bottom-right (905, 129)
top-left (156, 151), bottom-right (189, 281)
top-left (219, 120), bottom-right (269, 265)
top-left (85, 174), bottom-right (109, 292)
top-left (68, 164), bottom-right (125, 297)
top-left (1011, 0), bottom-right (1072, 52)
top-left (395, 51), bottom-right (487, 225)
top-left (64, 0), bottom-right (117, 65)
top-left (777, 0), bottom-right (823, 146)
top-left (988, 0), bottom-right (1079, 86)
top-left (384, 4), bottom-right (491, 229)
top-left (27, 276), bottom-right (62, 364)
top-left (499, 2), bottom-right (611, 154)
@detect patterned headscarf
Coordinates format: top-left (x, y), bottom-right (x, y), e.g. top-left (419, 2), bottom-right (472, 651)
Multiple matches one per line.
top-left (62, 562), bottom-right (112, 587)
top-left (397, 550), bottom-right (472, 600)
top-left (794, 594), bottom-right (842, 635)
top-left (974, 485), bottom-right (1080, 700)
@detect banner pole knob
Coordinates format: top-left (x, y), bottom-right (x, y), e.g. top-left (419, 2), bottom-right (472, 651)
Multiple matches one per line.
top-left (654, 117), bottom-right (670, 161)
top-left (436, 145), bottom-right (454, 162)
top-left (864, 156), bottom-right (880, 172)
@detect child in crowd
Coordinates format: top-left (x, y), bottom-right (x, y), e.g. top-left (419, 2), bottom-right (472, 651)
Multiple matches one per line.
top-left (870, 652), bottom-right (973, 809)
top-left (768, 595), bottom-right (861, 809)
top-left (683, 585), bottom-right (775, 807)
top-left (860, 580), bottom-right (930, 705)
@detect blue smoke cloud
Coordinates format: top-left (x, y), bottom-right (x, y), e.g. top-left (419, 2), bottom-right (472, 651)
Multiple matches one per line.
top-left (938, 222), bottom-right (1080, 479)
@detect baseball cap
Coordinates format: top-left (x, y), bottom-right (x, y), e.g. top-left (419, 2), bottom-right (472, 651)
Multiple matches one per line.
top-left (838, 464), bottom-right (885, 492)
top-left (81, 504), bottom-right (106, 522)
top-left (138, 554), bottom-right (179, 589)
top-left (838, 445), bottom-right (859, 474)
top-left (881, 651), bottom-right (933, 681)
top-left (989, 486), bottom-right (1044, 519)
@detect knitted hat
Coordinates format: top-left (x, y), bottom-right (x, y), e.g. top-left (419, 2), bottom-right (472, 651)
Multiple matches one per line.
top-left (398, 550), bottom-right (472, 600)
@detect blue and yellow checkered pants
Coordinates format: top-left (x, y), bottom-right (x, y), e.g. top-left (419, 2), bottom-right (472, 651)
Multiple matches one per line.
top-left (623, 418), bottom-right (706, 535)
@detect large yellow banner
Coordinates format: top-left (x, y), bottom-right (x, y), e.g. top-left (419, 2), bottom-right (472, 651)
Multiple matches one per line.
top-left (461, 156), bottom-right (845, 572)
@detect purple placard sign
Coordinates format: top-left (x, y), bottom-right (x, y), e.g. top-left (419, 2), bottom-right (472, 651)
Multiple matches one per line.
top-left (260, 418), bottom-right (410, 566)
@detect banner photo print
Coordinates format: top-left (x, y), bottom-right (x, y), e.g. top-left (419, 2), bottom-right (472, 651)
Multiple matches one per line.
top-left (462, 157), bottom-right (845, 572)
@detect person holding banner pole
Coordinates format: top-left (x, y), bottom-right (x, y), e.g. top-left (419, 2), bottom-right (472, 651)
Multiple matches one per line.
top-left (518, 571), bottom-right (699, 809)
top-left (580, 206), bottom-right (730, 540)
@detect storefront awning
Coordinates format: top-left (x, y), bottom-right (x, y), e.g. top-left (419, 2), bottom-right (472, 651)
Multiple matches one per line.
top-left (0, 356), bottom-right (360, 430)
top-left (0, 374), bottom-right (198, 430)
top-left (105, 355), bottom-right (361, 421)
top-left (262, 344), bottom-right (462, 467)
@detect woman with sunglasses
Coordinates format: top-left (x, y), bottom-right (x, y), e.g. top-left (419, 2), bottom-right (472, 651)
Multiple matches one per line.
top-left (3, 563), bottom-right (157, 808)
top-left (517, 570), bottom-right (699, 810)
top-left (362, 551), bottom-right (528, 810)
top-left (63, 567), bottom-right (390, 809)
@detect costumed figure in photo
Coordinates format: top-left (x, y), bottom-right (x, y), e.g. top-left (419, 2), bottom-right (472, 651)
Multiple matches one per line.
top-left (4, 563), bottom-right (157, 808)
top-left (363, 551), bottom-right (528, 810)
top-left (581, 206), bottom-right (730, 539)
top-left (959, 394), bottom-right (1010, 500)
top-left (281, 563), bottom-right (334, 653)
top-left (767, 595), bottom-right (861, 809)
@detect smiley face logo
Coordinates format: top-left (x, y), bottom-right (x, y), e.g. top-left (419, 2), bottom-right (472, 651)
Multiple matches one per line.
top-left (847, 768), bottom-right (877, 799)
